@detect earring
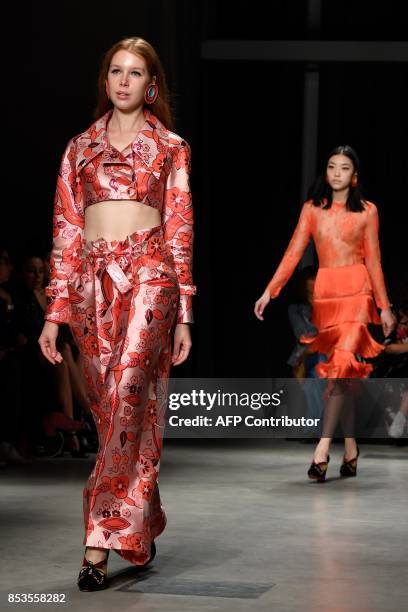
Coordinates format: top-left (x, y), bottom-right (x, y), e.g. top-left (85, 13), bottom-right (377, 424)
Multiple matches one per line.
top-left (351, 174), bottom-right (358, 187)
top-left (144, 76), bottom-right (158, 104)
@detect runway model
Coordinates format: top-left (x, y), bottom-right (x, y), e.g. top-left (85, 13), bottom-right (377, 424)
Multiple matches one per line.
top-left (254, 145), bottom-right (395, 482)
top-left (38, 37), bottom-right (196, 590)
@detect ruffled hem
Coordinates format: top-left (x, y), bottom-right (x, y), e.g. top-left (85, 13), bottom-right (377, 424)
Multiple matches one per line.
top-left (308, 321), bottom-right (384, 359)
top-left (311, 293), bottom-right (381, 330)
top-left (315, 348), bottom-right (373, 379)
top-left (299, 264), bottom-right (385, 380)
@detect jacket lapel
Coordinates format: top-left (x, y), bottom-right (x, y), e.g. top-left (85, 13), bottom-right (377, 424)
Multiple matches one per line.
top-left (131, 110), bottom-right (169, 175)
top-left (75, 108), bottom-right (170, 179)
top-left (75, 112), bottom-right (109, 172)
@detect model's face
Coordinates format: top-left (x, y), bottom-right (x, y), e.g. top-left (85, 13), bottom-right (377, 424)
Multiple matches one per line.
top-left (0, 250), bottom-right (12, 283)
top-left (106, 50), bottom-right (151, 111)
top-left (23, 257), bottom-right (45, 290)
top-left (326, 154), bottom-right (355, 192)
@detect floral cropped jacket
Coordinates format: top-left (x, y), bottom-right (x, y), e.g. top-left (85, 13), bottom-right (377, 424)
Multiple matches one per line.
top-left (45, 108), bottom-right (196, 325)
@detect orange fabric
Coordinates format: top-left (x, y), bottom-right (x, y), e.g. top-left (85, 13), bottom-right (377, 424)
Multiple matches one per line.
top-left (266, 200), bottom-right (391, 379)
top-left (315, 348), bottom-right (373, 379)
top-left (266, 200), bottom-right (390, 310)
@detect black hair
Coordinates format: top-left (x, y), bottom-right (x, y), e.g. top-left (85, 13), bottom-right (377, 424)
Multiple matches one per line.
top-left (307, 145), bottom-right (366, 212)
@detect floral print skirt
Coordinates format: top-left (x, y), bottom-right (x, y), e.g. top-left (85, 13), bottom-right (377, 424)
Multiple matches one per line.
top-left (67, 225), bottom-right (179, 565)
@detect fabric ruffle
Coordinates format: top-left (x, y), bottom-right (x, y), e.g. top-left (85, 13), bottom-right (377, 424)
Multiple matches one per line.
top-left (300, 264), bottom-right (385, 379)
top-left (311, 293), bottom-right (381, 330)
top-left (314, 348), bottom-right (374, 379)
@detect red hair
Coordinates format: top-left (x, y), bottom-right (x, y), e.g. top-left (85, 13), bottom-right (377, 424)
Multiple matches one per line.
top-left (94, 37), bottom-right (173, 130)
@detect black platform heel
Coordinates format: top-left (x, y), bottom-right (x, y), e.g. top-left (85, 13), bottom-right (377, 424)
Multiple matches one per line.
top-left (307, 455), bottom-right (330, 482)
top-left (340, 446), bottom-right (360, 477)
top-left (77, 548), bottom-right (109, 591)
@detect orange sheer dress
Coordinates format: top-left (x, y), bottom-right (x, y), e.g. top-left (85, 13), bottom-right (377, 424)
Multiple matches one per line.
top-left (266, 199), bottom-right (391, 378)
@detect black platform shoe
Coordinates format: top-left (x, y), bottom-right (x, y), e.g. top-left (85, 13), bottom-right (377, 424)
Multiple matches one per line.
top-left (340, 446), bottom-right (360, 477)
top-left (77, 549), bottom-right (109, 591)
top-left (307, 455), bottom-right (330, 482)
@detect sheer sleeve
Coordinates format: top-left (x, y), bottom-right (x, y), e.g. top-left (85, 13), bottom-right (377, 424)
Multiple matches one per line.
top-left (266, 202), bottom-right (313, 298)
top-left (44, 138), bottom-right (85, 324)
top-left (363, 203), bottom-right (391, 310)
top-left (163, 139), bottom-right (197, 323)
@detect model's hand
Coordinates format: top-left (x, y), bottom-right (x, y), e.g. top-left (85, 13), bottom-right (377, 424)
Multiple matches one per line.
top-left (38, 321), bottom-right (63, 364)
top-left (381, 308), bottom-right (396, 338)
top-left (172, 323), bottom-right (192, 366)
top-left (254, 289), bottom-right (271, 320)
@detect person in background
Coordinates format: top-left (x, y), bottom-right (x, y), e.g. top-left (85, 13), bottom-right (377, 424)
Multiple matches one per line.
top-left (14, 252), bottom-right (85, 454)
top-left (0, 247), bottom-right (31, 465)
top-left (255, 145), bottom-right (396, 482)
top-left (373, 301), bottom-right (408, 438)
top-left (287, 266), bottom-right (327, 438)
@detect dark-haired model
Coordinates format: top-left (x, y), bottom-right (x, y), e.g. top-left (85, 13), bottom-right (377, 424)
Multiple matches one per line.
top-left (38, 37), bottom-right (196, 590)
top-left (254, 146), bottom-right (395, 481)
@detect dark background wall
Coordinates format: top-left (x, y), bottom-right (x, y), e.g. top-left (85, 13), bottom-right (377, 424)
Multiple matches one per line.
top-left (5, 0), bottom-right (407, 378)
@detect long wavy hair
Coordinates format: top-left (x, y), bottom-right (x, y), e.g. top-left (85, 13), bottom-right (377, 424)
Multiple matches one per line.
top-left (307, 145), bottom-right (367, 212)
top-left (94, 37), bottom-right (173, 130)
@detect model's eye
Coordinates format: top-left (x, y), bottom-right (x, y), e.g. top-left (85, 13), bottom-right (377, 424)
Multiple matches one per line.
top-left (131, 71), bottom-right (142, 76)
top-left (111, 69), bottom-right (120, 74)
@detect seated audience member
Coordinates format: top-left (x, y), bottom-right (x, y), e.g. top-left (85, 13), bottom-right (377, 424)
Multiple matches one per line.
top-left (14, 252), bottom-right (89, 456)
top-left (371, 297), bottom-right (408, 439)
top-left (287, 266), bottom-right (327, 436)
top-left (0, 247), bottom-right (31, 465)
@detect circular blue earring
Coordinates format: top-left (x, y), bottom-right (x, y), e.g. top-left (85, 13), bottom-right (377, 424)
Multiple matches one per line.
top-left (144, 76), bottom-right (158, 104)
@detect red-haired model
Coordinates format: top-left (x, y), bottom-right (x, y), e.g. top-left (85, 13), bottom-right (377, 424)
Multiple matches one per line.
top-left (255, 146), bottom-right (395, 482)
top-left (38, 37), bottom-right (196, 590)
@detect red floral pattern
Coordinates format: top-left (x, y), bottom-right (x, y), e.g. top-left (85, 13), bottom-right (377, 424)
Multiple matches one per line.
top-left (74, 226), bottom-right (179, 565)
top-left (45, 108), bottom-right (196, 325)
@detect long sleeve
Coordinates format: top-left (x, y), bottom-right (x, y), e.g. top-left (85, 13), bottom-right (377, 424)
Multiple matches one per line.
top-left (363, 203), bottom-right (391, 310)
top-left (44, 138), bottom-right (85, 324)
top-left (266, 202), bottom-right (313, 298)
top-left (163, 140), bottom-right (197, 323)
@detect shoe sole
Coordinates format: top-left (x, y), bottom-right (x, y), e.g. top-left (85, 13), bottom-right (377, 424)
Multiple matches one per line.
top-left (308, 475), bottom-right (326, 482)
top-left (78, 583), bottom-right (108, 591)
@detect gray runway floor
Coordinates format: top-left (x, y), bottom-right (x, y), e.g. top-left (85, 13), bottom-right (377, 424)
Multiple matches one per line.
top-left (1, 439), bottom-right (407, 611)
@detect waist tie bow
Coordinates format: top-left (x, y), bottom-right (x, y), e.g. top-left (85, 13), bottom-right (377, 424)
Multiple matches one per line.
top-left (105, 259), bottom-right (133, 294)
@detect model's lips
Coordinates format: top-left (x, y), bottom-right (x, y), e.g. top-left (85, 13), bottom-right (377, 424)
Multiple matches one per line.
top-left (116, 91), bottom-right (130, 97)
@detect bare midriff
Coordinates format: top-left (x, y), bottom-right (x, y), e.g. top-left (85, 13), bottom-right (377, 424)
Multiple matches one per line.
top-left (84, 201), bottom-right (161, 242)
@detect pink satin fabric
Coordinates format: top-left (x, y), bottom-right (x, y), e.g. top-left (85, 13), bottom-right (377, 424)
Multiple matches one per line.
top-left (68, 225), bottom-right (179, 565)
top-left (45, 107), bottom-right (196, 325)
